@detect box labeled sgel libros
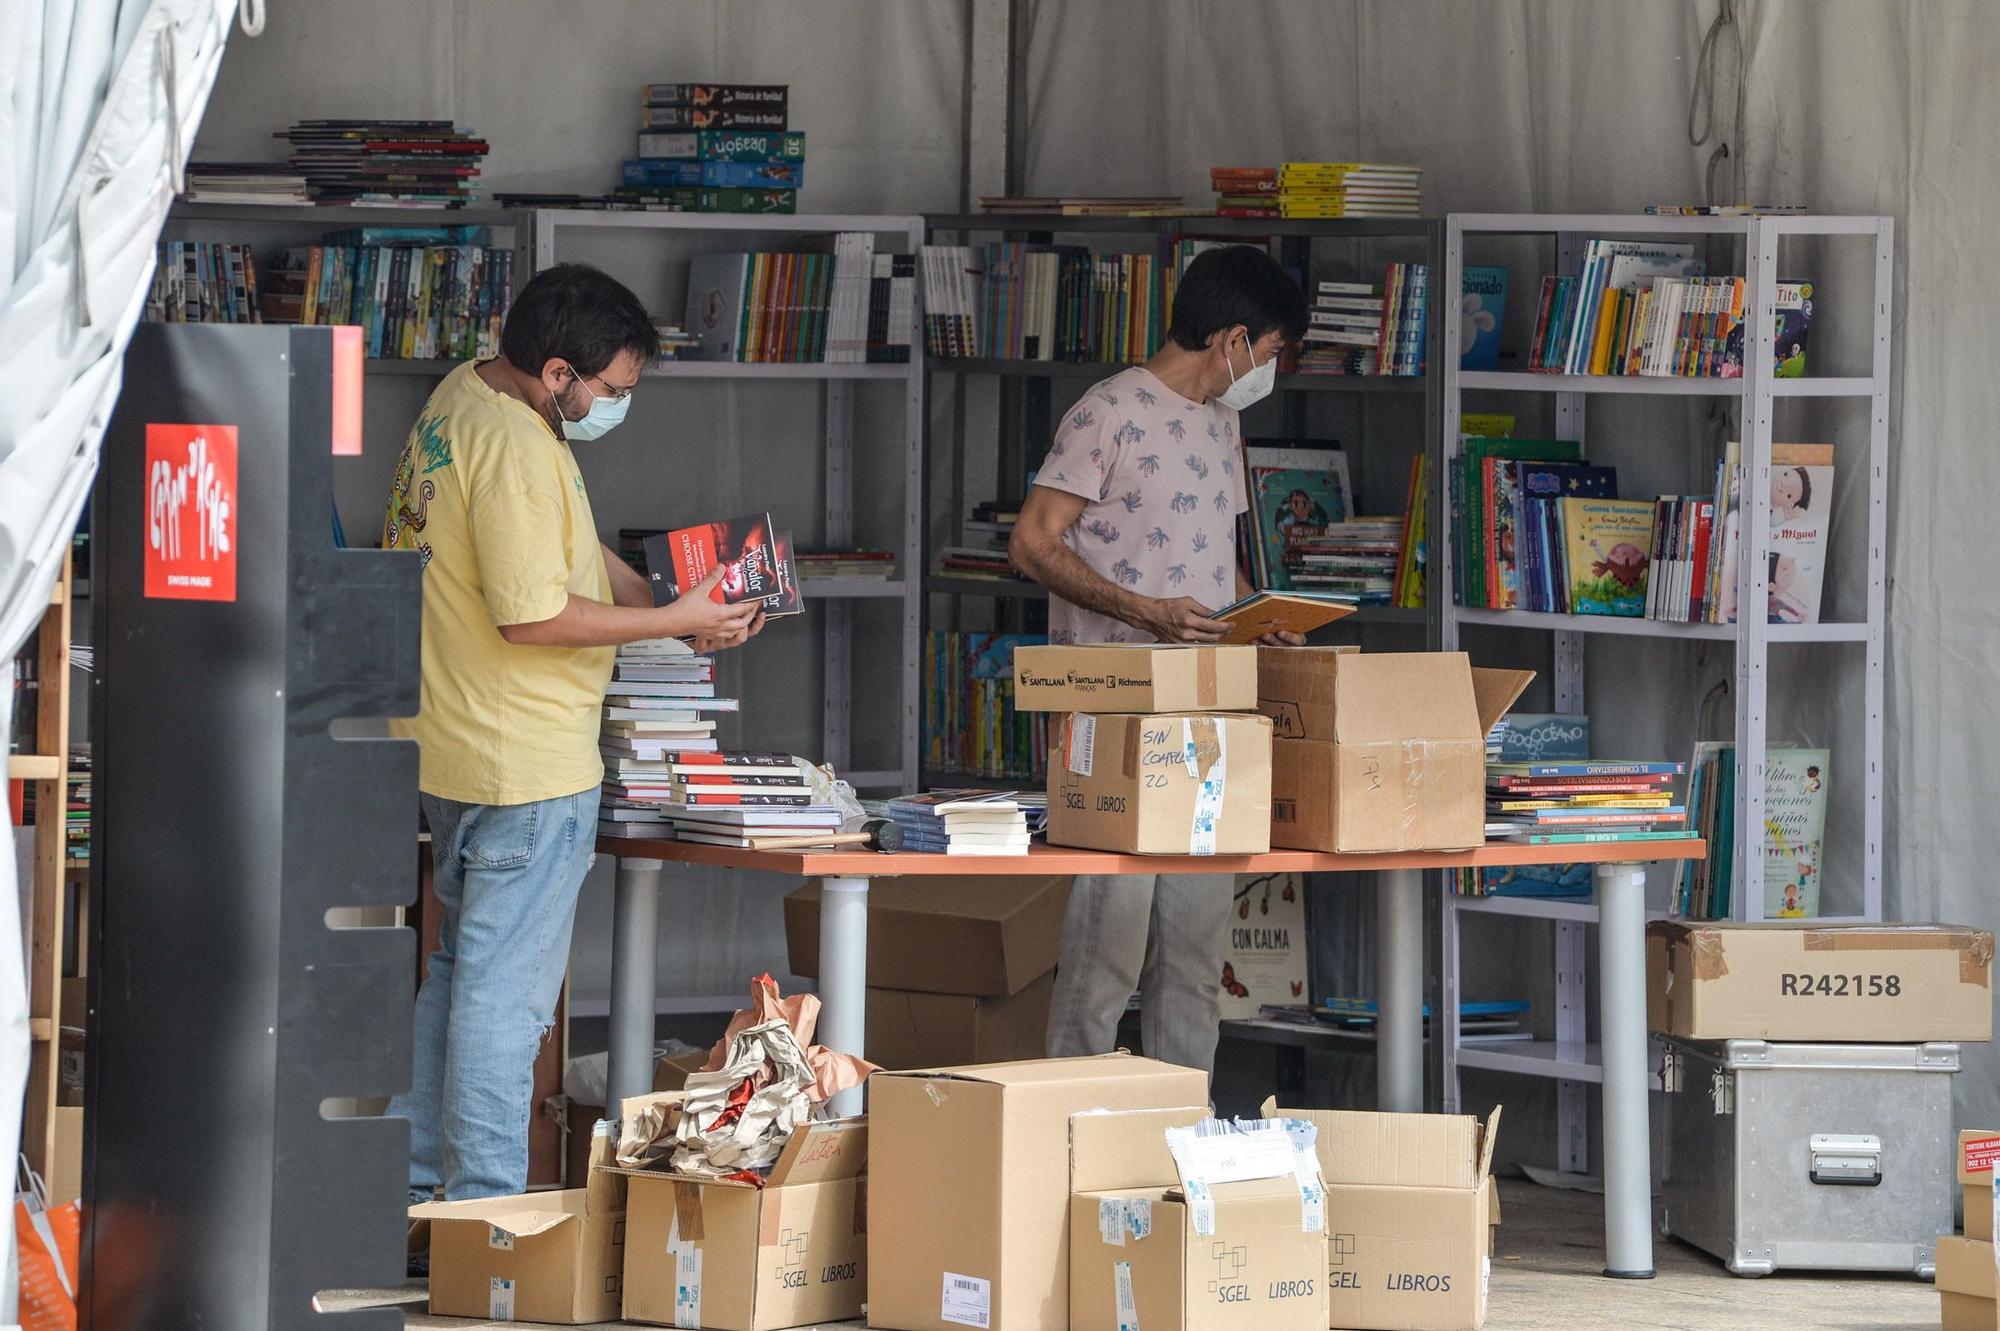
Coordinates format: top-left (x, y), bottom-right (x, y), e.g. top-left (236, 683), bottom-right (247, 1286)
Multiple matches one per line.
top-left (1646, 920), bottom-right (1995, 1042)
top-left (1046, 712), bottom-right (1272, 855)
top-left (1013, 644), bottom-right (1258, 714)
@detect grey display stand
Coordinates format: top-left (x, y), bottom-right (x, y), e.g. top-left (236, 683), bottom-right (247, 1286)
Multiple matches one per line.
top-left (86, 324), bottom-right (419, 1328)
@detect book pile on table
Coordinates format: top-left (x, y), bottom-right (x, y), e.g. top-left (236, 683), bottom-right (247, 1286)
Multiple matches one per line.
top-left (598, 639), bottom-right (736, 840)
top-left (884, 789), bottom-right (1045, 856)
top-left (1210, 163), bottom-right (1421, 218)
top-left (795, 548), bottom-right (896, 581)
top-left (648, 753), bottom-right (845, 849)
top-left (182, 161), bottom-right (309, 205)
top-left (272, 120), bottom-right (489, 207)
top-left (1279, 517), bottom-right (1403, 604)
top-left (621, 85), bottom-right (803, 214)
top-left (1486, 759), bottom-right (1689, 846)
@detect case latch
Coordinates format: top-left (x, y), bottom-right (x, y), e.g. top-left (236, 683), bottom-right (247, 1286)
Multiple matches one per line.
top-left (1808, 1134), bottom-right (1882, 1186)
top-left (1709, 1068), bottom-right (1734, 1116)
top-left (1660, 1049), bottom-right (1684, 1093)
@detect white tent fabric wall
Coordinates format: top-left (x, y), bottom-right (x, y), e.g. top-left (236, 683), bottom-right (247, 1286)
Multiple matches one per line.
top-left (1022, 0), bottom-right (2000, 1132)
top-left (0, 0), bottom-right (241, 1300)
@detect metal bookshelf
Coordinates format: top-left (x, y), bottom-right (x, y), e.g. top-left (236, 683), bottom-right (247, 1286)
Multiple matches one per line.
top-left (1433, 213), bottom-right (1893, 1174)
top-left (918, 212), bottom-right (1446, 788)
top-left (531, 209), bottom-right (927, 792)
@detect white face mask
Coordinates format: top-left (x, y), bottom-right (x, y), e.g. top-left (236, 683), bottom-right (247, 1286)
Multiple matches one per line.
top-left (551, 368), bottom-right (631, 442)
top-left (1215, 331), bottom-right (1276, 411)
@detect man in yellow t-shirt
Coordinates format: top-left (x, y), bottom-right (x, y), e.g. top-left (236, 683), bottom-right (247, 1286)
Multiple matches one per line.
top-left (384, 263), bottom-right (761, 1205)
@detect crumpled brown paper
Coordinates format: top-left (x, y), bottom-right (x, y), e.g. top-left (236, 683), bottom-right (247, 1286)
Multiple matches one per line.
top-left (701, 973), bottom-right (877, 1104)
top-left (614, 1091), bottom-right (686, 1170)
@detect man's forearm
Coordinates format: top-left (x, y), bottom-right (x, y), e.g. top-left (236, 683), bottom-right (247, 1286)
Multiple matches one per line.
top-left (501, 593), bottom-right (669, 648)
top-left (602, 543), bottom-right (654, 607)
top-left (1015, 538), bottom-right (1140, 627)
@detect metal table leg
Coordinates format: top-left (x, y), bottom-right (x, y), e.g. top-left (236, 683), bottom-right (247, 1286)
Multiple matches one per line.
top-left (1376, 868), bottom-right (1424, 1113)
top-left (1595, 860), bottom-right (1655, 1278)
top-left (606, 856), bottom-right (664, 1114)
top-left (819, 875), bottom-right (870, 1117)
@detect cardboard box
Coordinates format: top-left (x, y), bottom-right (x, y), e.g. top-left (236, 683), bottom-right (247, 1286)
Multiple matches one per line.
top-left (1645, 921), bottom-right (1995, 1042)
top-left (1940, 1292), bottom-right (2000, 1331)
top-left (1047, 712), bottom-right (1272, 855)
top-left (867, 973), bottom-right (1055, 1070)
top-left (1258, 651), bottom-right (1531, 854)
top-left (1264, 1099), bottom-right (1499, 1331)
top-left (412, 1129), bottom-right (627, 1325)
top-left (1014, 644), bottom-right (1258, 714)
top-left (618, 1118), bottom-right (867, 1330)
top-left (1069, 1109), bottom-right (1328, 1331)
top-left (654, 1050), bottom-right (709, 1092)
top-left (50, 1106), bottom-right (82, 1208)
top-left (785, 875), bottom-right (1070, 997)
top-left (1961, 1130), bottom-right (2000, 1242)
top-left (868, 1054), bottom-right (1211, 1331)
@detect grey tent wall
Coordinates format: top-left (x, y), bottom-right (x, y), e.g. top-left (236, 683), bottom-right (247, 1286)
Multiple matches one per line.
top-left (85, 324), bottom-right (418, 1328)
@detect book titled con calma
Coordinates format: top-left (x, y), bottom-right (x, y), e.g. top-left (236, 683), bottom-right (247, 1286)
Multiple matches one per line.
top-left (643, 512), bottom-right (803, 618)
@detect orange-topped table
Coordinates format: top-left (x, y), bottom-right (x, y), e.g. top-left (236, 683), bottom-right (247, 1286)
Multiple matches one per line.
top-left (598, 835), bottom-right (1702, 1277)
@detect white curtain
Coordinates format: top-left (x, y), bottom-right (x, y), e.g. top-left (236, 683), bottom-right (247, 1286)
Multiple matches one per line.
top-left (0, 0), bottom-right (239, 1303)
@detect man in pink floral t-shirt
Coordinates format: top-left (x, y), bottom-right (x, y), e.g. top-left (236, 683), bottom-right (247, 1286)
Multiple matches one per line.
top-left (1010, 245), bottom-right (1309, 1077)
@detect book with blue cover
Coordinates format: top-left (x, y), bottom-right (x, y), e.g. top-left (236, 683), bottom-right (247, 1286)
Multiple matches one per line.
top-left (1460, 265), bottom-right (1508, 370)
top-left (624, 159), bottom-right (804, 189)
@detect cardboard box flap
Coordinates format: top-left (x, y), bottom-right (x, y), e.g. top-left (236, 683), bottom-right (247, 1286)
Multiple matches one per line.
top-left (1069, 1106), bottom-right (1209, 1193)
top-left (1332, 653), bottom-right (1482, 744)
top-left (1475, 1105), bottom-right (1501, 1185)
top-left (409, 1192), bottom-right (585, 1240)
top-left (766, 1116), bottom-right (868, 1185)
top-left (582, 1117), bottom-right (625, 1214)
top-left (1260, 1097), bottom-right (1483, 1189)
top-left (1470, 669), bottom-right (1537, 737)
top-left (884, 1051), bottom-right (1176, 1088)
top-left (1167, 1173), bottom-right (1304, 1206)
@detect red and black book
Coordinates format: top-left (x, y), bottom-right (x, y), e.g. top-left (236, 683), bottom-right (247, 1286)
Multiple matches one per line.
top-left (643, 512), bottom-right (803, 618)
top-left (671, 752), bottom-right (798, 768)
top-left (674, 791), bottom-right (813, 806)
top-left (676, 772), bottom-right (805, 786)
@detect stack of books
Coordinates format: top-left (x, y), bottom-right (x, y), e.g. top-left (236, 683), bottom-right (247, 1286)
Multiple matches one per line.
top-left (1456, 712), bottom-right (1590, 898)
top-left (1486, 759), bottom-right (1689, 846)
top-left (795, 548), bottom-right (896, 581)
top-left (1210, 164), bottom-right (1421, 218)
top-left (652, 319), bottom-right (701, 361)
top-left (917, 244), bottom-right (1167, 363)
top-left (144, 243), bottom-right (263, 324)
top-left (64, 745), bottom-right (90, 867)
top-left (1525, 240), bottom-right (1815, 379)
top-left (598, 639), bottom-right (735, 839)
top-left (272, 119), bottom-right (489, 207)
top-left (258, 228), bottom-right (514, 360)
top-left (682, 242), bottom-right (915, 364)
top-left (1279, 517), bottom-right (1404, 604)
top-left (182, 161), bottom-right (310, 205)
top-left (923, 632), bottom-right (1047, 782)
top-left (1294, 267), bottom-right (1427, 377)
top-left (884, 790), bottom-right (1041, 856)
top-left (976, 195), bottom-right (1189, 217)
top-left (1678, 743), bottom-right (1830, 919)
top-left (621, 120), bottom-right (803, 215)
top-left (936, 545), bottom-right (1018, 581)
top-left (651, 754), bottom-right (846, 849)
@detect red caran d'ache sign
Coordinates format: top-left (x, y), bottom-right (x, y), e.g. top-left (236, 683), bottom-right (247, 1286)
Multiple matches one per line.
top-left (144, 424), bottom-right (238, 602)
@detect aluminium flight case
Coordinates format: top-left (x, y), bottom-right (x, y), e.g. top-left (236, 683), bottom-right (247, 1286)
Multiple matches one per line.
top-left (1657, 1036), bottom-right (1958, 1277)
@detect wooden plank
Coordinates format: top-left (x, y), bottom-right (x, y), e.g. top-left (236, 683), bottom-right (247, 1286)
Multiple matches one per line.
top-left (29, 1019), bottom-right (51, 1042)
top-left (6, 755), bottom-right (60, 780)
top-left (23, 551), bottom-right (71, 1181)
top-left (593, 836), bottom-right (1708, 879)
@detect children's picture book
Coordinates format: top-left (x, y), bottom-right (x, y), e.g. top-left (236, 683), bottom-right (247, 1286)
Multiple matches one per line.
top-left (1496, 714), bottom-right (1591, 763)
top-left (1212, 590), bottom-right (1358, 643)
top-left (1459, 265), bottom-right (1509, 370)
top-left (1773, 282), bottom-right (1815, 377)
top-left (1560, 498), bottom-right (1654, 616)
top-left (1244, 443), bottom-right (1351, 591)
top-left (1711, 442), bottom-right (1835, 624)
top-left (1763, 747), bottom-right (1829, 917)
top-left (642, 512), bottom-right (801, 617)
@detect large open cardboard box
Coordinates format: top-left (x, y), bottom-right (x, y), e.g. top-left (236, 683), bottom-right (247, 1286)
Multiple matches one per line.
top-left (1046, 712), bottom-right (1272, 855)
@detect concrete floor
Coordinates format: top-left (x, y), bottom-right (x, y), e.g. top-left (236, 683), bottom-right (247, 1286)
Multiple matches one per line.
top-left (325, 1178), bottom-right (1944, 1330)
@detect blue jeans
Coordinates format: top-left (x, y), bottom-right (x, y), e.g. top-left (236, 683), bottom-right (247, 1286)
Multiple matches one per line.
top-left (391, 786), bottom-right (599, 1201)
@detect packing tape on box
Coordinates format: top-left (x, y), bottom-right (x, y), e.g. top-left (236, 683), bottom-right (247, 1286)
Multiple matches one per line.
top-left (1097, 1196), bottom-right (1154, 1247)
top-left (1114, 1259), bottom-right (1141, 1331)
top-left (1275, 1118), bottom-right (1327, 1234)
top-left (1196, 649), bottom-right (1217, 707)
top-left (1184, 717), bottom-right (1226, 857)
top-left (667, 1210), bottom-right (703, 1330)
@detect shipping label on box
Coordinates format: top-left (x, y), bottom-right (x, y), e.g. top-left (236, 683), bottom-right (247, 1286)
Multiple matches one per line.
top-left (1647, 921), bottom-right (1996, 1042)
top-left (1220, 874), bottom-right (1306, 1018)
top-left (1014, 644), bottom-right (1258, 714)
top-left (1047, 712), bottom-right (1272, 856)
top-left (1962, 1131), bottom-right (2000, 1243)
top-left (620, 1119), bottom-right (868, 1331)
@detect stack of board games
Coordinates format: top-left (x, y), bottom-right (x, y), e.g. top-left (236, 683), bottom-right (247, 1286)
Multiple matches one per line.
top-left (1486, 758), bottom-right (1689, 846)
top-left (1210, 163), bottom-right (1421, 218)
top-left (272, 119), bottom-right (489, 207)
top-left (621, 127), bottom-right (803, 214)
top-left (599, 639), bottom-right (736, 839)
top-left (883, 790), bottom-right (1039, 856)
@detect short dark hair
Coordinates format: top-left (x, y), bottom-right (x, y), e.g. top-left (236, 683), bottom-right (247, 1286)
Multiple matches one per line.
top-left (1166, 245), bottom-right (1308, 352)
top-left (500, 262), bottom-right (659, 377)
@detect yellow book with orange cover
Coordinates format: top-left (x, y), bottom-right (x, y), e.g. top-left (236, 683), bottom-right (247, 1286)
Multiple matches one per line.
top-left (1214, 592), bottom-right (1358, 644)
